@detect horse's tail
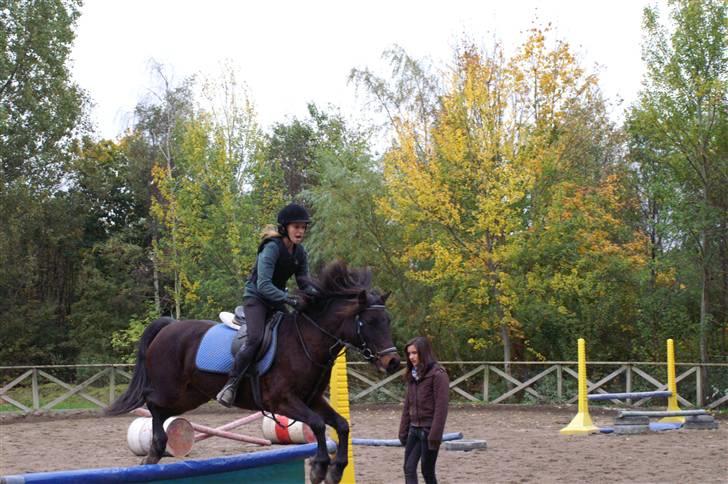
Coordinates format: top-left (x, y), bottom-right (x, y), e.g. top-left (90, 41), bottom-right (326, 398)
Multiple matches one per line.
top-left (105, 317), bottom-right (175, 416)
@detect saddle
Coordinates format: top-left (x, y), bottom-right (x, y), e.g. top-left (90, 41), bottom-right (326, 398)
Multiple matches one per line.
top-left (194, 309), bottom-right (284, 377)
top-left (229, 306), bottom-right (281, 362)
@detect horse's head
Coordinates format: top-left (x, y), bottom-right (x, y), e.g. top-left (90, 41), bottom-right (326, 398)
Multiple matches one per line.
top-left (351, 290), bottom-right (401, 375)
top-left (299, 261), bottom-right (401, 374)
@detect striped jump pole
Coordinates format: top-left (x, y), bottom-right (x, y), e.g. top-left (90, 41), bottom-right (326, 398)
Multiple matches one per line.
top-left (560, 338), bottom-right (599, 435)
top-left (660, 339), bottom-right (685, 424)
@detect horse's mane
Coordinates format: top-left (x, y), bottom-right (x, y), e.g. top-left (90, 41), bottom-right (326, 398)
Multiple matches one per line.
top-left (308, 260), bottom-right (372, 298)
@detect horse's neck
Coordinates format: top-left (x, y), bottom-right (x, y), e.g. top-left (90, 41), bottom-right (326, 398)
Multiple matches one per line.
top-left (293, 311), bottom-right (350, 363)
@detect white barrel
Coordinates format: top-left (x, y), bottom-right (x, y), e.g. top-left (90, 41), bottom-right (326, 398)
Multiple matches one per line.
top-left (261, 415), bottom-right (315, 444)
top-left (127, 417), bottom-right (195, 457)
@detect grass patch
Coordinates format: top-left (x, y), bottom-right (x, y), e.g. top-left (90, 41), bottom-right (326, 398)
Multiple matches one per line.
top-left (1, 382), bottom-right (130, 413)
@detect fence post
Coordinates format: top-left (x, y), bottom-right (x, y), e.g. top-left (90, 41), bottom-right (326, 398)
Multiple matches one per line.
top-left (696, 365), bottom-right (703, 408)
top-left (109, 366), bottom-right (116, 404)
top-left (556, 364), bottom-right (562, 400)
top-left (626, 364), bottom-right (632, 406)
top-left (483, 365), bottom-right (489, 403)
top-left (32, 368), bottom-right (39, 410)
top-left (330, 352), bottom-right (356, 484)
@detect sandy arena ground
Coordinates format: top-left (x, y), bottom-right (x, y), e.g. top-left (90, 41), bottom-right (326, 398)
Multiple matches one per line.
top-left (1, 404), bottom-right (726, 483)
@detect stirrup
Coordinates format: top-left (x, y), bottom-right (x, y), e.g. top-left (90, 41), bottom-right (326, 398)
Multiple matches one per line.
top-left (216, 382), bottom-right (237, 407)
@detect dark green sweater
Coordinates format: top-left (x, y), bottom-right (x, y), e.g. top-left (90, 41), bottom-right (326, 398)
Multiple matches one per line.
top-left (244, 238), bottom-right (309, 303)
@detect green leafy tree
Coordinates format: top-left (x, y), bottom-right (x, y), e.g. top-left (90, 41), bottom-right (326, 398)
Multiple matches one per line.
top-left (66, 139), bottom-right (154, 362)
top-left (130, 65), bottom-right (196, 318)
top-left (0, 0), bottom-right (86, 188)
top-left (0, 0), bottom-right (90, 365)
top-left (627, 0), bottom-right (727, 362)
top-left (301, 108), bottom-right (429, 350)
top-left (145, 67), bottom-right (266, 320)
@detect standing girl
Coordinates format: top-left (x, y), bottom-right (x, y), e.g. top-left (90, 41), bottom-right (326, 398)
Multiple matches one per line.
top-left (398, 336), bottom-right (449, 484)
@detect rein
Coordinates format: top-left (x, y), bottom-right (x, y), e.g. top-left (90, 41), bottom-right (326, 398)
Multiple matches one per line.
top-left (295, 305), bottom-right (397, 365)
top-left (266, 302), bottom-right (397, 429)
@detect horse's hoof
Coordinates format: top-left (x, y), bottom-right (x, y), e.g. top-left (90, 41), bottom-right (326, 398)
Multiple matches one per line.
top-left (309, 460), bottom-right (328, 484)
top-left (325, 463), bottom-right (345, 484)
top-left (140, 455), bottom-right (160, 465)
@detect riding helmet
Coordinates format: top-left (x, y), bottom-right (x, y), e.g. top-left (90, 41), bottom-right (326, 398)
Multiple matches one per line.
top-left (277, 203), bottom-right (311, 227)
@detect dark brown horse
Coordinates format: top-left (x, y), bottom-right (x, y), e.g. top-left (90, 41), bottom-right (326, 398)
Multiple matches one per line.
top-left (107, 261), bottom-right (401, 484)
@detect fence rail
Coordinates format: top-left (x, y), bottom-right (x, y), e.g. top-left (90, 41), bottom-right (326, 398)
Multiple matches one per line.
top-left (1, 361), bottom-right (726, 414)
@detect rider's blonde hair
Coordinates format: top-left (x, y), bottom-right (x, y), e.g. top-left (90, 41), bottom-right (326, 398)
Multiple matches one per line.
top-left (261, 224), bottom-right (282, 241)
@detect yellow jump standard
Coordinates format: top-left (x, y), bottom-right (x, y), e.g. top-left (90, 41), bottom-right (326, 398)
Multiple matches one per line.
top-left (560, 338), bottom-right (600, 435)
top-left (561, 337), bottom-right (687, 435)
top-left (660, 339), bottom-right (685, 424)
top-left (329, 351), bottom-right (356, 483)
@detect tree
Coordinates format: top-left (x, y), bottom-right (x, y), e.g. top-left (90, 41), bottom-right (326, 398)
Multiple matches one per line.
top-left (66, 139), bottom-right (154, 362)
top-left (300, 107), bottom-right (428, 348)
top-left (352, 30), bottom-right (647, 365)
top-left (144, 66), bottom-right (266, 320)
top-left (627, 0), bottom-right (727, 363)
top-left (0, 0), bottom-right (90, 365)
top-left (130, 64), bottom-right (196, 318)
top-left (261, 103), bottom-right (354, 200)
top-left (0, 0), bottom-right (86, 188)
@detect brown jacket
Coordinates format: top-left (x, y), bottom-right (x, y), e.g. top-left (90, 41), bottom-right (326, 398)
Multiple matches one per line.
top-left (398, 364), bottom-right (449, 447)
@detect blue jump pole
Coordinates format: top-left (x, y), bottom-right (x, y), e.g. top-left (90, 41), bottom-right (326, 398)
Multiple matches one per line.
top-left (587, 391), bottom-right (672, 401)
top-left (352, 432), bottom-right (464, 447)
top-left (0, 443), bottom-right (329, 484)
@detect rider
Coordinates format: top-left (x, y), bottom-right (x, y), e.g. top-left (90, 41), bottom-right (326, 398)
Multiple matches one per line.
top-left (217, 202), bottom-right (313, 407)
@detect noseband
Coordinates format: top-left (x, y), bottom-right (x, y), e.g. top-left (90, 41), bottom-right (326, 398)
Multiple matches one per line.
top-left (355, 305), bottom-right (397, 362)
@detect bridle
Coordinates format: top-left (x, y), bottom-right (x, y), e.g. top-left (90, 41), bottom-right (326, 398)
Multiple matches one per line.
top-left (274, 300), bottom-right (399, 422)
top-left (263, 303), bottom-right (397, 427)
top-left (295, 303), bottom-right (397, 367)
top-left (354, 305), bottom-right (398, 362)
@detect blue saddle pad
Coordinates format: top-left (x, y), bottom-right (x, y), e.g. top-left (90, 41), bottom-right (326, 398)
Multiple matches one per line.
top-left (195, 322), bottom-right (280, 376)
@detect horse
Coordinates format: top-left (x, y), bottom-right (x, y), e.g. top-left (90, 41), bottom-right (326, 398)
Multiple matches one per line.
top-left (106, 260), bottom-right (401, 484)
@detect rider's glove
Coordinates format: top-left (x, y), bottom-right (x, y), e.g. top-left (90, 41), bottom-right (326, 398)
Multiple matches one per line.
top-left (285, 296), bottom-right (300, 309)
top-left (303, 286), bottom-right (320, 298)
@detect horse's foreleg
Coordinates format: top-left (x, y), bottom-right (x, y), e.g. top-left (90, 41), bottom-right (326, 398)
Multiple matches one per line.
top-left (270, 399), bottom-right (331, 484)
top-left (310, 396), bottom-right (349, 484)
top-left (142, 402), bottom-right (174, 465)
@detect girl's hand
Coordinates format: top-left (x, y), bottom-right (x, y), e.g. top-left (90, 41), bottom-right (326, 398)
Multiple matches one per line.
top-left (285, 296), bottom-right (300, 309)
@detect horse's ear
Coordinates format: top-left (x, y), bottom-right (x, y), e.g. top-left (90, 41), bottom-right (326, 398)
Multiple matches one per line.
top-left (358, 290), bottom-right (368, 307)
top-left (382, 291), bottom-right (391, 303)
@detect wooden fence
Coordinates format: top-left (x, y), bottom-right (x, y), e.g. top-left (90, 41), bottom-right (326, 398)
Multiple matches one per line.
top-left (1, 361), bottom-right (726, 414)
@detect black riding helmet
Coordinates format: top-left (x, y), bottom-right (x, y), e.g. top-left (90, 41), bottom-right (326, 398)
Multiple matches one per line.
top-left (277, 203), bottom-right (311, 235)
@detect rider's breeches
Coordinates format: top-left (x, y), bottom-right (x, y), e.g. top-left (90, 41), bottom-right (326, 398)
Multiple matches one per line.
top-left (230, 297), bottom-right (268, 377)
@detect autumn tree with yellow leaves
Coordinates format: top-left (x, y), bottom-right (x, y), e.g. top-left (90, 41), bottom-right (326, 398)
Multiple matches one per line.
top-left (355, 29), bottom-right (647, 362)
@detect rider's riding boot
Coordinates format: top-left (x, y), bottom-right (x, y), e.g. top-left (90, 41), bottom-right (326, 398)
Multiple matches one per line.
top-left (217, 377), bottom-right (240, 407)
top-left (216, 355), bottom-right (253, 407)
top-left (233, 305), bottom-right (246, 325)
top-left (216, 375), bottom-right (241, 408)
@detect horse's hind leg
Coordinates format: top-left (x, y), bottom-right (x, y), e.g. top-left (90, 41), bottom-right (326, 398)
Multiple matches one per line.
top-left (142, 401), bottom-right (174, 465)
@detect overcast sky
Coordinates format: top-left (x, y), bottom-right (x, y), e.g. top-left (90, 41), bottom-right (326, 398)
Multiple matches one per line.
top-left (71, 0), bottom-right (655, 140)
